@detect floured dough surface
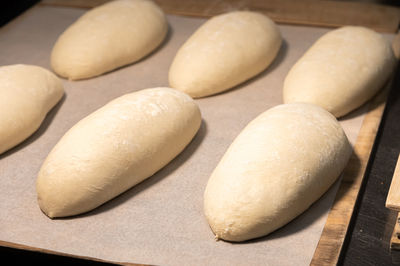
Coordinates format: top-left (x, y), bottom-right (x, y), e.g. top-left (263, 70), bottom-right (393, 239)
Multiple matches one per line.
top-left (283, 26), bottom-right (396, 117)
top-left (36, 87), bottom-right (201, 218)
top-left (169, 11), bottom-right (282, 98)
top-left (51, 0), bottom-right (167, 80)
top-left (204, 103), bottom-right (352, 242)
top-left (0, 64), bottom-right (64, 155)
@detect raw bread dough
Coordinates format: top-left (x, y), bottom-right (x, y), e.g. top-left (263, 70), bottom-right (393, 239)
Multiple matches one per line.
top-left (169, 11), bottom-right (282, 98)
top-left (0, 64), bottom-right (64, 155)
top-left (283, 26), bottom-right (396, 117)
top-left (51, 0), bottom-right (167, 80)
top-left (204, 103), bottom-right (352, 242)
top-left (37, 87), bottom-right (201, 218)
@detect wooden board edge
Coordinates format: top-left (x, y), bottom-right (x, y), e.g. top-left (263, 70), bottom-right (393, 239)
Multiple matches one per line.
top-left (0, 239), bottom-right (142, 265)
top-left (310, 85), bottom-right (391, 265)
top-left (386, 204), bottom-right (400, 212)
top-left (385, 154), bottom-right (400, 210)
top-left (391, 212), bottom-right (400, 250)
top-left (39, 0), bottom-right (400, 33)
top-left (7, 1), bottom-right (398, 264)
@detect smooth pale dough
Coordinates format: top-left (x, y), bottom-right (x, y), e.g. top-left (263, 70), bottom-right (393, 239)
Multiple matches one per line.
top-left (51, 0), bottom-right (167, 80)
top-left (283, 26), bottom-right (396, 117)
top-left (204, 103), bottom-right (352, 242)
top-left (0, 64), bottom-right (64, 155)
top-left (169, 11), bottom-right (282, 98)
top-left (37, 88), bottom-right (201, 218)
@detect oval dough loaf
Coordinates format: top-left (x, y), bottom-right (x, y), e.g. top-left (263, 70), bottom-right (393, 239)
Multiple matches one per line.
top-left (37, 88), bottom-right (201, 218)
top-left (204, 103), bottom-right (352, 242)
top-left (0, 64), bottom-right (64, 155)
top-left (169, 11), bottom-right (282, 98)
top-left (283, 26), bottom-right (396, 117)
top-left (51, 0), bottom-right (167, 80)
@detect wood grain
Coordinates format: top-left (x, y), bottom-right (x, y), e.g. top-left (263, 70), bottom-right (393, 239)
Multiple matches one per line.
top-left (310, 86), bottom-right (390, 265)
top-left (40, 0), bottom-right (400, 33)
top-left (386, 154), bottom-right (400, 211)
top-left (390, 212), bottom-right (400, 250)
top-left (387, 154), bottom-right (400, 250)
top-left (5, 0), bottom-right (398, 264)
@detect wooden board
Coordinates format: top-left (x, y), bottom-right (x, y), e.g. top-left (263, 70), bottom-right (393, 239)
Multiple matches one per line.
top-left (386, 154), bottom-right (400, 211)
top-left (40, 0), bottom-right (400, 33)
top-left (339, 65), bottom-right (400, 264)
top-left (311, 83), bottom-right (390, 265)
top-left (3, 1), bottom-right (399, 265)
top-left (390, 212), bottom-right (400, 250)
top-left (385, 154), bottom-right (400, 250)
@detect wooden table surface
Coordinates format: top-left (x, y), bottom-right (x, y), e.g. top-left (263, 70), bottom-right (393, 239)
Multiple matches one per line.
top-left (1, 1), bottom-right (400, 265)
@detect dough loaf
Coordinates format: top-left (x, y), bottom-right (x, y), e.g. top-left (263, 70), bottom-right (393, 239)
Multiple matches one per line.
top-left (204, 103), bottom-right (352, 242)
top-left (283, 26), bottom-right (396, 117)
top-left (169, 11), bottom-right (282, 98)
top-left (0, 64), bottom-right (64, 155)
top-left (37, 87), bottom-right (201, 218)
top-left (51, 0), bottom-right (167, 80)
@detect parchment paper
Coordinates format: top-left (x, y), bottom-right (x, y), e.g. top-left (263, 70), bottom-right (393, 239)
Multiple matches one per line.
top-left (0, 5), bottom-right (393, 265)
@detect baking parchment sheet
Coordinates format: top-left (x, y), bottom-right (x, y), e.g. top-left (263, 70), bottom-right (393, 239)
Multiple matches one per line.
top-left (0, 5), bottom-right (393, 265)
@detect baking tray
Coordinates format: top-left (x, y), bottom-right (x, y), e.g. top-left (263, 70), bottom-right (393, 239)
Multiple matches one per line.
top-left (0, 1), bottom-right (398, 265)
